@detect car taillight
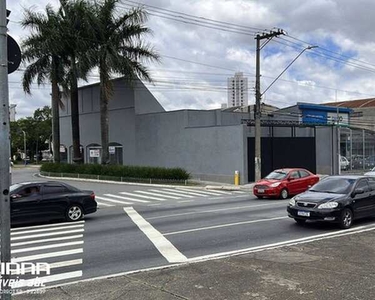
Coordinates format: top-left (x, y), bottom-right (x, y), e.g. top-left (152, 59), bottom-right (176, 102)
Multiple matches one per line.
top-left (90, 192), bottom-right (95, 200)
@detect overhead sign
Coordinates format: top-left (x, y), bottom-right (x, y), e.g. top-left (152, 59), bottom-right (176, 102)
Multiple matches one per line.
top-left (7, 35), bottom-right (21, 74)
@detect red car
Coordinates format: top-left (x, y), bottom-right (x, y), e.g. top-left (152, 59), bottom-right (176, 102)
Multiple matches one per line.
top-left (253, 168), bottom-right (319, 199)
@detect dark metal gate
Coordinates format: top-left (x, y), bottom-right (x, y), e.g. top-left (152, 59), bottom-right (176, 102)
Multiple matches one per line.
top-left (247, 136), bottom-right (316, 182)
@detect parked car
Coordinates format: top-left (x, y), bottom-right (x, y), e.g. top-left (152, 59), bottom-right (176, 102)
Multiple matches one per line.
top-left (287, 175), bottom-right (375, 229)
top-left (365, 167), bottom-right (375, 176)
top-left (340, 155), bottom-right (350, 170)
top-left (253, 168), bottom-right (319, 199)
top-left (10, 181), bottom-right (97, 224)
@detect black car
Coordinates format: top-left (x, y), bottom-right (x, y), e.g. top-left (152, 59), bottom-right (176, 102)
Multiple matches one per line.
top-left (10, 181), bottom-right (97, 224)
top-left (287, 175), bottom-right (375, 229)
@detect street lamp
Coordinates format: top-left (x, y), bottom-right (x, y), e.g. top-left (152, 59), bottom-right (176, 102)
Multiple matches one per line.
top-left (261, 45), bottom-right (318, 97)
top-left (254, 43), bottom-right (318, 181)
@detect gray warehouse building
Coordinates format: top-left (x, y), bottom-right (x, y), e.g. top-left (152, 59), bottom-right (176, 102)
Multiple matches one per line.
top-left (59, 77), bottom-right (360, 184)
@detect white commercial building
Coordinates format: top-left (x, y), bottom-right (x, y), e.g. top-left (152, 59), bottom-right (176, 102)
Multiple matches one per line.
top-left (227, 72), bottom-right (248, 108)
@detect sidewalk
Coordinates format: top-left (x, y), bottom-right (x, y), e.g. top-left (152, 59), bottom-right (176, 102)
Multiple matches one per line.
top-left (14, 228), bottom-right (375, 300)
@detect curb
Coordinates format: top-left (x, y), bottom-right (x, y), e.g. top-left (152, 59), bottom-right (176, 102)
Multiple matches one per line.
top-left (37, 174), bottom-right (255, 190)
top-left (37, 174), bottom-right (207, 189)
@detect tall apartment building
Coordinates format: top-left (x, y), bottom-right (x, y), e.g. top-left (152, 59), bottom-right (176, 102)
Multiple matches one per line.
top-left (227, 72), bottom-right (248, 107)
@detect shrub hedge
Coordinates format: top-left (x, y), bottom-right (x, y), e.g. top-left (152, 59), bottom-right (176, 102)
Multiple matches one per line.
top-left (40, 163), bottom-right (190, 180)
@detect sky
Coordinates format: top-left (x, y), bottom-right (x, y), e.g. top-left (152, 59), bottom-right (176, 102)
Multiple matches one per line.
top-left (7, 0), bottom-right (375, 118)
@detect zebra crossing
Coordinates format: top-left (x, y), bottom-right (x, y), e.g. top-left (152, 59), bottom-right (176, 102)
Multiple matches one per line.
top-left (95, 188), bottom-right (247, 208)
top-left (7, 221), bottom-right (85, 291)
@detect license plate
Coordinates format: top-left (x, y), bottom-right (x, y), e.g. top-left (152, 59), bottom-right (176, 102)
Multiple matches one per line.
top-left (298, 211), bottom-right (310, 217)
top-left (258, 189), bottom-right (265, 193)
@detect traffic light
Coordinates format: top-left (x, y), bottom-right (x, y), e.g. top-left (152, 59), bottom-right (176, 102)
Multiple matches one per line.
top-left (7, 9), bottom-right (10, 25)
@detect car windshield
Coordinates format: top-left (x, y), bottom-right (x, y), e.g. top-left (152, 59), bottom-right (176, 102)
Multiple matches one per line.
top-left (265, 171), bottom-right (288, 180)
top-left (10, 183), bottom-right (23, 193)
top-left (309, 177), bottom-right (356, 194)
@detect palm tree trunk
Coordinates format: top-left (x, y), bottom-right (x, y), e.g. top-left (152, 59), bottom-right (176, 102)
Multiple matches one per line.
top-left (51, 72), bottom-right (60, 163)
top-left (70, 57), bottom-right (82, 164)
top-left (100, 65), bottom-right (109, 165)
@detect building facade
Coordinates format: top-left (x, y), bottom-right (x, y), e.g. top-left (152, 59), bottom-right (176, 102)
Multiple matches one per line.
top-left (59, 78), bottom-right (365, 184)
top-left (227, 72), bottom-right (248, 108)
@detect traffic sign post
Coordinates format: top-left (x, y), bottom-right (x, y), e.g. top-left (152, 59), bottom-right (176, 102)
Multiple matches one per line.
top-left (1, 1), bottom-right (13, 299)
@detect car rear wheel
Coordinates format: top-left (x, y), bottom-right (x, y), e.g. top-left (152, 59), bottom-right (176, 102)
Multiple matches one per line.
top-left (339, 208), bottom-right (353, 229)
top-left (294, 218), bottom-right (306, 225)
top-left (66, 205), bottom-right (84, 222)
top-left (280, 188), bottom-right (289, 199)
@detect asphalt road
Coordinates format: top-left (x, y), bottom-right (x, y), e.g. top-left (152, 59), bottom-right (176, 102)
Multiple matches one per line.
top-left (9, 167), bottom-right (375, 293)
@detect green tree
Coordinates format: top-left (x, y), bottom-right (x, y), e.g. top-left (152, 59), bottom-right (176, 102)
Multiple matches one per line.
top-left (58, 0), bottom-right (93, 163)
top-left (88, 0), bottom-right (159, 164)
top-left (10, 106), bottom-right (52, 163)
top-left (21, 5), bottom-right (64, 163)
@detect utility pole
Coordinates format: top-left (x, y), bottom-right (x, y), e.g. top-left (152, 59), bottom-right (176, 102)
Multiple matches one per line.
top-left (254, 29), bottom-right (284, 181)
top-left (0, 0), bottom-right (12, 299)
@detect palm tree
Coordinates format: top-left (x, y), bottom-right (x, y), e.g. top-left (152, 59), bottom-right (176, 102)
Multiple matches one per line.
top-left (21, 5), bottom-right (65, 163)
top-left (58, 0), bottom-right (93, 163)
top-left (88, 0), bottom-right (159, 164)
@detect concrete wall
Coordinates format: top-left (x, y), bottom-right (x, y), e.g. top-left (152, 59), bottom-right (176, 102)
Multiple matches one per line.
top-left (135, 110), bottom-right (246, 184)
top-left (316, 126), bottom-right (336, 175)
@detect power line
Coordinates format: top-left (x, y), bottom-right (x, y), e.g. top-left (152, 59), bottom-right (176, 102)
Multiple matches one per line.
top-left (120, 0), bottom-right (265, 32)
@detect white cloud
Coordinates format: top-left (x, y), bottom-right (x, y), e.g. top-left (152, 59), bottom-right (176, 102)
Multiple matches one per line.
top-left (6, 0), bottom-right (375, 118)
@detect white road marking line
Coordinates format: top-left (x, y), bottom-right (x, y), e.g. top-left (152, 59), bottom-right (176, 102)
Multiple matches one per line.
top-left (11, 224), bottom-right (84, 236)
top-left (148, 202), bottom-right (287, 220)
top-left (106, 193), bottom-right (150, 203)
top-left (201, 189), bottom-right (232, 195)
top-left (175, 188), bottom-right (223, 196)
top-left (151, 189), bottom-right (194, 198)
top-left (178, 200), bottom-right (195, 203)
top-left (11, 220), bottom-right (85, 232)
top-left (162, 188), bottom-right (208, 197)
top-left (96, 201), bottom-right (115, 207)
top-left (119, 191), bottom-right (165, 201)
top-left (233, 191), bottom-right (246, 194)
top-left (14, 271), bottom-right (83, 288)
top-left (132, 191), bottom-right (168, 201)
top-left (15, 225), bottom-right (375, 296)
top-left (137, 190), bottom-right (181, 199)
top-left (164, 216), bottom-right (288, 236)
top-left (12, 235), bottom-right (83, 247)
top-left (12, 248), bottom-right (83, 262)
top-left (11, 229), bottom-right (84, 241)
top-left (189, 225), bottom-right (375, 262)
top-left (97, 195), bottom-right (133, 205)
top-left (11, 259), bottom-right (83, 275)
top-left (124, 207), bottom-right (187, 263)
top-left (12, 241), bottom-right (84, 254)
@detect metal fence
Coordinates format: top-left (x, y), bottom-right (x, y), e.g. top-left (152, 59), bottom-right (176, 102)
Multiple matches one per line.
top-left (340, 127), bottom-right (375, 173)
top-left (40, 171), bottom-right (193, 186)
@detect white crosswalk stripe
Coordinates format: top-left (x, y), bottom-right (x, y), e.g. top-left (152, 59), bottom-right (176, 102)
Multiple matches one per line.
top-left (96, 201), bottom-right (115, 207)
top-left (150, 189), bottom-right (195, 198)
top-left (175, 188), bottom-right (224, 196)
top-left (135, 190), bottom-right (181, 199)
top-left (95, 187), bottom-right (244, 208)
top-left (105, 193), bottom-right (150, 203)
top-left (5, 221), bottom-right (85, 291)
top-left (97, 195), bottom-right (133, 205)
top-left (119, 191), bottom-right (166, 201)
top-left (162, 188), bottom-right (209, 197)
